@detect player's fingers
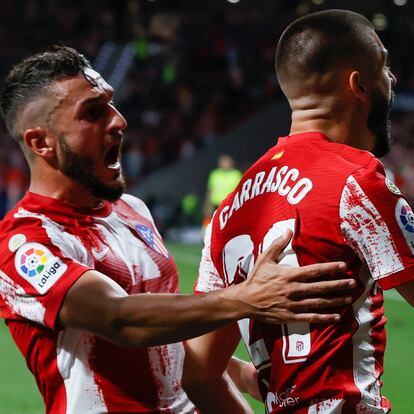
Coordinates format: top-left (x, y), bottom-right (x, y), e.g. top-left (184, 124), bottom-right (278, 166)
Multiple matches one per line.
top-left (257, 229), bottom-right (293, 264)
top-left (289, 261), bottom-right (348, 281)
top-left (290, 296), bottom-right (353, 310)
top-left (293, 279), bottom-right (356, 296)
top-left (289, 313), bottom-right (342, 323)
top-left (261, 312), bottom-right (341, 325)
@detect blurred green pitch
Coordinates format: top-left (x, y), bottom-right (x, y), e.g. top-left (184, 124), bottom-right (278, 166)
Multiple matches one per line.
top-left (0, 242), bottom-right (412, 413)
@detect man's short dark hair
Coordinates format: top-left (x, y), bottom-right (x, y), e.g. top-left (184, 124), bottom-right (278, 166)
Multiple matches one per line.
top-left (0, 45), bottom-right (91, 141)
top-left (276, 10), bottom-right (375, 90)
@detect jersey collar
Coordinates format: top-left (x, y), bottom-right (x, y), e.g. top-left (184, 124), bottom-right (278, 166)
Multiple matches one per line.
top-left (277, 131), bottom-right (333, 145)
top-left (21, 192), bottom-right (112, 219)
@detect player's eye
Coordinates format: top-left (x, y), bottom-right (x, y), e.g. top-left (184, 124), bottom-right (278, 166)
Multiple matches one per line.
top-left (83, 105), bottom-right (104, 122)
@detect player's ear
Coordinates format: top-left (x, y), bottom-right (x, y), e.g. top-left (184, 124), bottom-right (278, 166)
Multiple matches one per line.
top-left (23, 127), bottom-right (56, 159)
top-left (349, 71), bottom-right (368, 101)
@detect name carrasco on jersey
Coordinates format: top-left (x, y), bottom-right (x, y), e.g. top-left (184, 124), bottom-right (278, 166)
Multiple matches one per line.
top-left (220, 165), bottom-right (313, 230)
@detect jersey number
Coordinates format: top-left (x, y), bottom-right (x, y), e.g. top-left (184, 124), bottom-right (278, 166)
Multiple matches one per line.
top-left (222, 219), bottom-right (311, 365)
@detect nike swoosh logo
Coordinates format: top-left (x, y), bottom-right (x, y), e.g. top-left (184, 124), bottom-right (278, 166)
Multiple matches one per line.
top-left (91, 246), bottom-right (109, 260)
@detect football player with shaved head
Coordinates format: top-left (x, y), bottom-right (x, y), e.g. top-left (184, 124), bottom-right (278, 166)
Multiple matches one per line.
top-left (184, 9), bottom-right (414, 414)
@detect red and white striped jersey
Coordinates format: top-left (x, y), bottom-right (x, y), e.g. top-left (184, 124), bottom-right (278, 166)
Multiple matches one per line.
top-left (0, 192), bottom-right (195, 414)
top-left (195, 132), bottom-right (414, 414)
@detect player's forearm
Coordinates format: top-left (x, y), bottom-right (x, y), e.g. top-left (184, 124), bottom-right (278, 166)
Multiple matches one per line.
top-left (112, 287), bottom-right (252, 347)
top-left (227, 357), bottom-right (261, 401)
top-left (183, 372), bottom-right (254, 414)
top-left (60, 270), bottom-right (278, 348)
top-left (60, 272), bottom-right (252, 348)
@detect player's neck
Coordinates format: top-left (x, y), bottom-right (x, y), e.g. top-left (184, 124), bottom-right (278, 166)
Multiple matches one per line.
top-left (289, 104), bottom-right (374, 152)
top-left (29, 169), bottom-right (104, 209)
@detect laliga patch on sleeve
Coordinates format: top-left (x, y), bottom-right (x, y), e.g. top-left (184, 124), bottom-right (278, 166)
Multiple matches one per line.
top-left (395, 198), bottom-right (414, 255)
top-left (14, 242), bottom-right (68, 294)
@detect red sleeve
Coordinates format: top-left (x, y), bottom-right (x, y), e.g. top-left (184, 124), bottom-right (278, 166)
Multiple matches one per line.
top-left (0, 218), bottom-right (92, 329)
top-left (340, 158), bottom-right (414, 290)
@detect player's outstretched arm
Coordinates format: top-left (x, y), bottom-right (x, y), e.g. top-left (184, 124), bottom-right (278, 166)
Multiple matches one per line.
top-left (58, 231), bottom-right (355, 347)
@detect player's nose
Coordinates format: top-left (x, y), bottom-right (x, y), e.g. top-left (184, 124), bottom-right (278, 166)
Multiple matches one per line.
top-left (107, 106), bottom-right (127, 135)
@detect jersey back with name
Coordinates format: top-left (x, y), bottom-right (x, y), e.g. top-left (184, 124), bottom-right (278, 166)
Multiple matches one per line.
top-left (197, 132), bottom-right (414, 414)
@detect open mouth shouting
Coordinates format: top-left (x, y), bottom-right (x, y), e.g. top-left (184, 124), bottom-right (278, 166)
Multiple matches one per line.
top-left (104, 144), bottom-right (121, 172)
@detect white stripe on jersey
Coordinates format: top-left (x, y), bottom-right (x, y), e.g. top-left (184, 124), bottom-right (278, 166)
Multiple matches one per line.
top-left (0, 270), bottom-right (46, 324)
top-left (147, 343), bottom-right (195, 414)
top-left (352, 271), bottom-right (390, 414)
top-left (57, 329), bottom-right (107, 413)
top-left (121, 194), bottom-right (155, 224)
top-left (308, 398), bottom-right (344, 413)
top-left (340, 178), bottom-right (390, 413)
top-left (14, 208), bottom-right (93, 267)
top-left (164, 391), bottom-right (196, 414)
top-left (339, 176), bottom-right (403, 280)
top-left (153, 235), bottom-right (170, 258)
top-left (94, 213), bottom-right (161, 282)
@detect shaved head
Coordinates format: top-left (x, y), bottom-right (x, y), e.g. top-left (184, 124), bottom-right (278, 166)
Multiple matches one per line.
top-left (276, 9), bottom-right (396, 158)
top-left (276, 10), bottom-right (375, 97)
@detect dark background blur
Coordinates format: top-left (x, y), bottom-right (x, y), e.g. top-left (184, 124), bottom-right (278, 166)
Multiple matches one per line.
top-left (0, 0), bottom-right (413, 232)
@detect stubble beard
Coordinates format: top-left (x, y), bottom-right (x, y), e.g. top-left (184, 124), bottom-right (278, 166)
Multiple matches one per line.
top-left (58, 135), bottom-right (125, 202)
top-left (367, 89), bottom-right (394, 158)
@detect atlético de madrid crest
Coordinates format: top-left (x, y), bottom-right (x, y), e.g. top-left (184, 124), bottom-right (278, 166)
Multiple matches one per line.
top-left (135, 224), bottom-right (170, 258)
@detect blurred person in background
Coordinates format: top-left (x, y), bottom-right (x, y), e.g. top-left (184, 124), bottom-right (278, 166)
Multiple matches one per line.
top-left (203, 154), bottom-right (242, 228)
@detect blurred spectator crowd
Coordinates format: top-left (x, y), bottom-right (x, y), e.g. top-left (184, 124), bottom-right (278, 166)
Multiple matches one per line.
top-left (0, 0), bottom-right (413, 218)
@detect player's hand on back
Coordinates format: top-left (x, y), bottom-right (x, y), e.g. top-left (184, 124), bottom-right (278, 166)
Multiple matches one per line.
top-left (236, 230), bottom-right (356, 324)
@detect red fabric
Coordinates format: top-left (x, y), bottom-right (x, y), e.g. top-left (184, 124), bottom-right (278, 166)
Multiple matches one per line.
top-left (197, 133), bottom-right (412, 413)
top-left (0, 192), bottom-right (192, 413)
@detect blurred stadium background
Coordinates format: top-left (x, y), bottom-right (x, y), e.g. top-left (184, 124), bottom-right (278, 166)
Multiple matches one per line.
top-left (0, 0), bottom-right (413, 412)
